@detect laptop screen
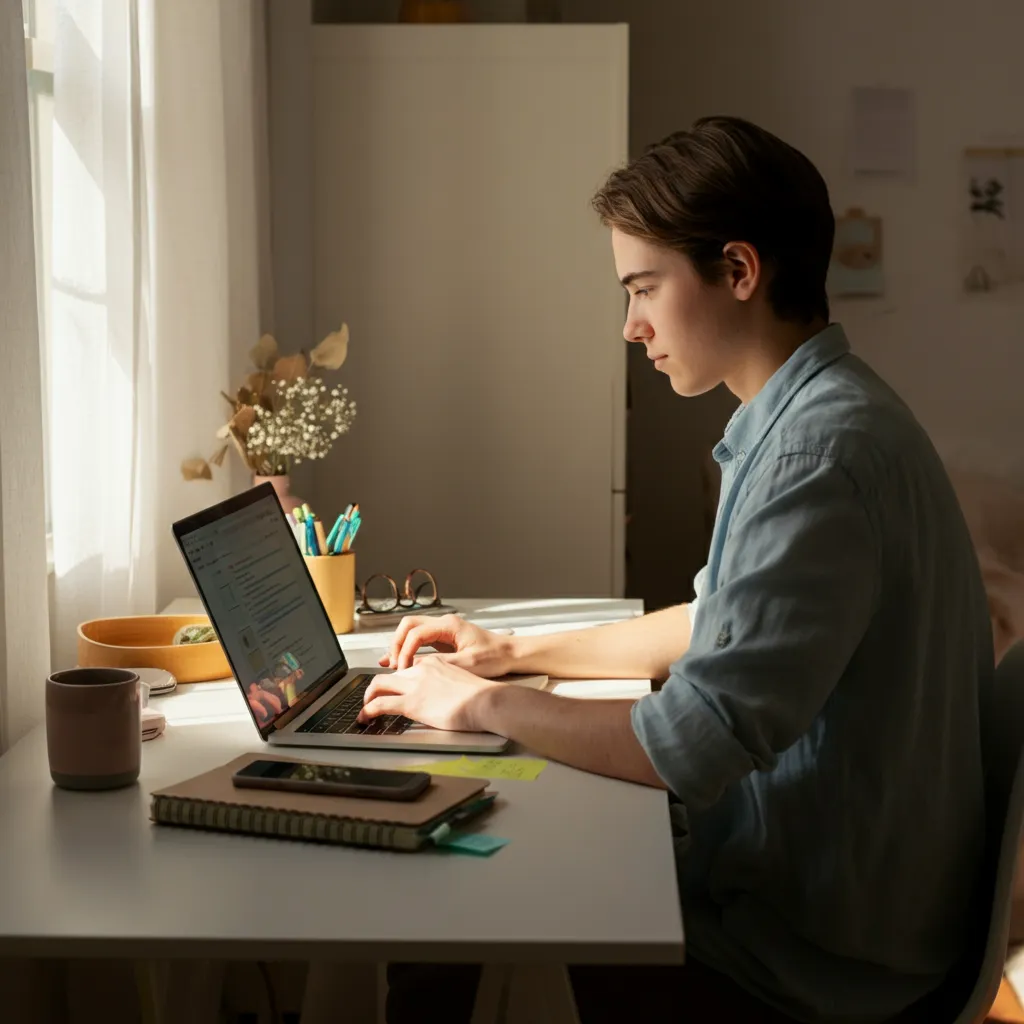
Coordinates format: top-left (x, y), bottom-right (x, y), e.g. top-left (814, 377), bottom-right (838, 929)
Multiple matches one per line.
top-left (174, 486), bottom-right (347, 736)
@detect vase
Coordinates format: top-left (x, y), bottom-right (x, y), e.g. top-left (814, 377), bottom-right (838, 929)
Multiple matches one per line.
top-left (254, 475), bottom-right (304, 516)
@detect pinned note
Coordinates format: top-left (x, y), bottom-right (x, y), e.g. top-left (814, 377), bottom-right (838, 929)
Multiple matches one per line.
top-left (401, 755), bottom-right (547, 782)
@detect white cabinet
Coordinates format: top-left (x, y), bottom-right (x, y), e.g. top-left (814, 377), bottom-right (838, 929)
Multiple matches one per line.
top-left (310, 25), bottom-right (628, 597)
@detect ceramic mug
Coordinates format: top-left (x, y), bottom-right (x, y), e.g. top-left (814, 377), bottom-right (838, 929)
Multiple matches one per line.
top-left (46, 668), bottom-right (141, 790)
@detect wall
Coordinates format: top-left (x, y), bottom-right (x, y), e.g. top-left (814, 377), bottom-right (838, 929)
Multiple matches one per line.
top-left (267, 0), bottom-right (1024, 608)
top-left (556, 0), bottom-right (1024, 606)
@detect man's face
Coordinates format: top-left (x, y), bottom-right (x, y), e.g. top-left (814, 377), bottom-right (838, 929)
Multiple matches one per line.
top-left (611, 229), bottom-right (742, 397)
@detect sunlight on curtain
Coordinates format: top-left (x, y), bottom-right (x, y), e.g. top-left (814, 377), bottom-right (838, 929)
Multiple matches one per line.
top-left (49, 0), bottom-right (270, 666)
top-left (50, 0), bottom-right (155, 667)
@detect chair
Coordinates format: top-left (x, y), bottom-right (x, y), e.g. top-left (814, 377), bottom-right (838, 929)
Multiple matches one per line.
top-left (909, 640), bottom-right (1024, 1023)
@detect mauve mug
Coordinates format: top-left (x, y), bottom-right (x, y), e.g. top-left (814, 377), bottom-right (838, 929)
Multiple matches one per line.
top-left (46, 668), bottom-right (141, 790)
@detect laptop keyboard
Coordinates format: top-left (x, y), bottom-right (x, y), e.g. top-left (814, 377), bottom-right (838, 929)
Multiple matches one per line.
top-left (296, 673), bottom-right (413, 737)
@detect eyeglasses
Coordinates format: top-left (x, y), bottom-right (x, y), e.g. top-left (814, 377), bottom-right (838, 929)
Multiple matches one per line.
top-left (358, 568), bottom-right (441, 614)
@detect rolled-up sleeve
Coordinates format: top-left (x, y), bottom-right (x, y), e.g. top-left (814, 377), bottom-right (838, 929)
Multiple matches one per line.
top-left (632, 450), bottom-right (879, 810)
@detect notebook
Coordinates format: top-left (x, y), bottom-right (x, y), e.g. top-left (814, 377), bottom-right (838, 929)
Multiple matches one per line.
top-left (150, 753), bottom-right (495, 853)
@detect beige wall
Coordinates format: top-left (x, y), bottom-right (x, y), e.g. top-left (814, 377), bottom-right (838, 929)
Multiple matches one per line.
top-left (558, 0), bottom-right (1024, 606)
top-left (269, 0), bottom-right (1024, 608)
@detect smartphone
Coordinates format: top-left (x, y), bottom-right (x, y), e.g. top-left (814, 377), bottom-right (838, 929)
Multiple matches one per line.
top-left (231, 758), bottom-right (430, 801)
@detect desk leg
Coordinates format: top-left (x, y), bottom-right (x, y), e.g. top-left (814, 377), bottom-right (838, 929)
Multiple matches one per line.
top-left (471, 964), bottom-right (580, 1024)
top-left (300, 961), bottom-right (378, 1024)
top-left (471, 964), bottom-right (512, 1024)
top-left (133, 960), bottom-right (225, 1024)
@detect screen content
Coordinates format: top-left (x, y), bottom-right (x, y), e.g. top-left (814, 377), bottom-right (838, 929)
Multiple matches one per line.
top-left (180, 494), bottom-right (342, 729)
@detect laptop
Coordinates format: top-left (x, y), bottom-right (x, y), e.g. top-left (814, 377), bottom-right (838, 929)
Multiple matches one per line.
top-left (172, 483), bottom-right (510, 753)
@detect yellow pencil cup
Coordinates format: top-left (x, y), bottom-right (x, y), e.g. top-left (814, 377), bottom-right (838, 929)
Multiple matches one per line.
top-left (304, 553), bottom-right (355, 635)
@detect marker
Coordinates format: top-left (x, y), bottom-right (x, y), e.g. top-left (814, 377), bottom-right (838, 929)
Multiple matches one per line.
top-left (314, 519), bottom-right (328, 557)
top-left (305, 518), bottom-right (317, 556)
top-left (343, 518), bottom-right (361, 552)
top-left (332, 518), bottom-right (351, 555)
top-left (301, 503), bottom-right (313, 521)
top-left (325, 513), bottom-right (345, 552)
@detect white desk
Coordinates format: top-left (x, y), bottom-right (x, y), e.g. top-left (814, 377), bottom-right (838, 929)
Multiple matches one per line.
top-left (0, 598), bottom-right (683, 1019)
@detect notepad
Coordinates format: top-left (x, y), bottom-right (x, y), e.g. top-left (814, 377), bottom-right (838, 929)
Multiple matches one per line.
top-left (150, 753), bottom-right (496, 852)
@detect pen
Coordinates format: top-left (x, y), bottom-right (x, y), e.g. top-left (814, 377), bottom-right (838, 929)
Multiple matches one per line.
top-left (305, 518), bottom-right (318, 556)
top-left (314, 519), bottom-right (328, 557)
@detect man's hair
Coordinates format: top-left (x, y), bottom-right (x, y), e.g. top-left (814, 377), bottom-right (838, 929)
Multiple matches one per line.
top-left (592, 116), bottom-right (834, 325)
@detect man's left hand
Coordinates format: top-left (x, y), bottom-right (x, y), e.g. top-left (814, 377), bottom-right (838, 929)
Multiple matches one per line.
top-left (358, 657), bottom-right (501, 732)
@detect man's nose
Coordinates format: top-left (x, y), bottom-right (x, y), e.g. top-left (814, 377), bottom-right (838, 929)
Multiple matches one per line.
top-left (623, 317), bottom-right (651, 344)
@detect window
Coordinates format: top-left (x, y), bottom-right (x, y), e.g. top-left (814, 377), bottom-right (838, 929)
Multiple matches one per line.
top-left (22, 0), bottom-right (54, 558)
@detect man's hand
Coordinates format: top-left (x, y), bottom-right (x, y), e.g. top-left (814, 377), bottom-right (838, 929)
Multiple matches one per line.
top-left (359, 657), bottom-right (501, 732)
top-left (378, 613), bottom-right (516, 675)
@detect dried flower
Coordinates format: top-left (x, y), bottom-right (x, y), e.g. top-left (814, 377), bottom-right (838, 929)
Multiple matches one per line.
top-left (180, 326), bottom-right (355, 482)
top-left (245, 378), bottom-right (356, 470)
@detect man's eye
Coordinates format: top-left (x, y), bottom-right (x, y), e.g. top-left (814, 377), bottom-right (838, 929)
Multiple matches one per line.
top-left (634, 288), bottom-right (650, 298)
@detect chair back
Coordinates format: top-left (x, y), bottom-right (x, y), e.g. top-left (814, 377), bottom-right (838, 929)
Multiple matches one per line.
top-left (915, 640), bottom-right (1024, 1023)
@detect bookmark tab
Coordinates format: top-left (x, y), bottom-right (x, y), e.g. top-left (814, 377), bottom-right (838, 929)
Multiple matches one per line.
top-left (429, 822), bottom-right (509, 856)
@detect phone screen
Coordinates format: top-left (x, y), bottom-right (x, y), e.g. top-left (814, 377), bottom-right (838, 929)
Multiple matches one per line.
top-left (236, 759), bottom-right (416, 790)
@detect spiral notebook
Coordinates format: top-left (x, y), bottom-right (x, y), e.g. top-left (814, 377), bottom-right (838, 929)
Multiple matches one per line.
top-left (150, 753), bottom-right (494, 853)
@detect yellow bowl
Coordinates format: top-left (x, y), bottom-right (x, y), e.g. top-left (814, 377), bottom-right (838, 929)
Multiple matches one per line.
top-left (76, 615), bottom-right (232, 684)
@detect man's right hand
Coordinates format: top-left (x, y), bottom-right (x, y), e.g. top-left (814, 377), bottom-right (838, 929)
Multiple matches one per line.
top-left (379, 614), bottom-right (516, 676)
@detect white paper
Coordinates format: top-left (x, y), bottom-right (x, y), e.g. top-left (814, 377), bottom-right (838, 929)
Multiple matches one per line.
top-left (551, 679), bottom-right (651, 701)
top-left (157, 682), bottom-right (250, 726)
top-left (850, 87), bottom-right (915, 176)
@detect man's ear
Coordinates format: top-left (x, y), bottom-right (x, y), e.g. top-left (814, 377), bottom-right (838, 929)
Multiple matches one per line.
top-left (721, 241), bottom-right (761, 302)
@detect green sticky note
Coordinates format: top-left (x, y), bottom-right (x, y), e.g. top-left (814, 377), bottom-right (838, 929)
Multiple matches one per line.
top-left (437, 831), bottom-right (510, 856)
top-left (460, 757), bottom-right (547, 781)
top-left (399, 755), bottom-right (547, 781)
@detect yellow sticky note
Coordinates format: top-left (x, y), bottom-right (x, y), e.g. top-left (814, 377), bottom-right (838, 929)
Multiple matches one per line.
top-left (400, 755), bottom-right (547, 782)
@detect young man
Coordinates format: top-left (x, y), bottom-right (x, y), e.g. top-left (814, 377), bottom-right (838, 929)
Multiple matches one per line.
top-left (363, 117), bottom-right (994, 1023)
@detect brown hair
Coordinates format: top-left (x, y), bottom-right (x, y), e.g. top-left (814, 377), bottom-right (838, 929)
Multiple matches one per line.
top-left (592, 116), bottom-right (834, 325)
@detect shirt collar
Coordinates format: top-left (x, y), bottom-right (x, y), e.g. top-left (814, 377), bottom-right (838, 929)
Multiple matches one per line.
top-left (713, 323), bottom-right (851, 463)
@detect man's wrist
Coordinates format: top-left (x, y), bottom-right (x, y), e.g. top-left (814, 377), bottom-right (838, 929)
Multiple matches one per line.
top-left (472, 677), bottom-right (513, 734)
top-left (506, 633), bottom-right (538, 673)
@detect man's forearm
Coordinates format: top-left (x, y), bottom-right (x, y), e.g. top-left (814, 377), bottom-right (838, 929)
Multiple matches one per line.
top-left (473, 685), bottom-right (666, 789)
top-left (509, 603), bottom-right (692, 681)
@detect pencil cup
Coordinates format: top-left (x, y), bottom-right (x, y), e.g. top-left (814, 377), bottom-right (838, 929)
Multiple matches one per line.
top-left (304, 552), bottom-right (355, 635)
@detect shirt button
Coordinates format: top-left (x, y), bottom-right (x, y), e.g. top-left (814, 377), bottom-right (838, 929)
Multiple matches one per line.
top-left (737, 449), bottom-right (746, 463)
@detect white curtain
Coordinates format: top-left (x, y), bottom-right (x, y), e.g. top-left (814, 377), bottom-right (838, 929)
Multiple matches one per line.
top-left (0, 0), bottom-right (52, 751)
top-left (50, 0), bottom-right (272, 668)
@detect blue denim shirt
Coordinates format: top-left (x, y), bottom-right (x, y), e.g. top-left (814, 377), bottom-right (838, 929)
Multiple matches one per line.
top-left (632, 324), bottom-right (993, 1023)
